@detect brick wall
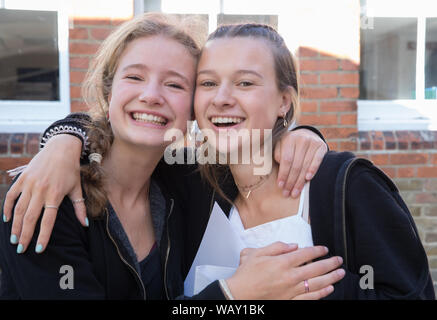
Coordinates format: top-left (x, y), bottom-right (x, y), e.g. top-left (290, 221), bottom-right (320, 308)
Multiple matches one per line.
top-left (0, 9), bottom-right (436, 295)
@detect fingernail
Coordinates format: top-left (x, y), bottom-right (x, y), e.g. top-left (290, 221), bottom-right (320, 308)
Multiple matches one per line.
top-left (324, 246), bottom-right (329, 253)
top-left (337, 256), bottom-right (343, 264)
top-left (291, 189), bottom-right (300, 198)
top-left (35, 244), bottom-right (43, 254)
top-left (337, 269), bottom-right (345, 277)
top-left (282, 189), bottom-right (290, 197)
top-left (17, 244), bottom-right (24, 254)
top-left (306, 173), bottom-right (313, 180)
top-left (85, 217), bottom-right (89, 227)
top-left (278, 181), bottom-right (284, 188)
top-left (3, 214), bottom-right (7, 223)
top-left (10, 234), bottom-right (18, 244)
top-left (288, 243), bottom-right (298, 249)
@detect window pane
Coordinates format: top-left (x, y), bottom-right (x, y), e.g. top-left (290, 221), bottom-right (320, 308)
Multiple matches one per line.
top-left (425, 18), bottom-right (437, 99)
top-left (360, 18), bottom-right (417, 100)
top-left (0, 9), bottom-right (59, 101)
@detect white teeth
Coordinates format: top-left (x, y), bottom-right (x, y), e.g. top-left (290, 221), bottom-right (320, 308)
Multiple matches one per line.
top-left (211, 117), bottom-right (244, 124)
top-left (132, 112), bottom-right (167, 125)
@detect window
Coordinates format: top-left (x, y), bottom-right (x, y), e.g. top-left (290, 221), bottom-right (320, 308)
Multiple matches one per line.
top-left (358, 0), bottom-right (437, 130)
top-left (0, 1), bottom-right (69, 133)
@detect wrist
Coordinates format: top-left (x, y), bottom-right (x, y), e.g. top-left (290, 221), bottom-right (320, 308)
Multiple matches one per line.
top-left (45, 134), bottom-right (83, 163)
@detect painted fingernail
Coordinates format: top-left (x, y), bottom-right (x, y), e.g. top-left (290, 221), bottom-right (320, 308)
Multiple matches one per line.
top-left (278, 181), bottom-right (284, 188)
top-left (291, 189), bottom-right (300, 198)
top-left (3, 214), bottom-right (7, 223)
top-left (282, 189), bottom-right (290, 197)
top-left (35, 244), bottom-right (44, 253)
top-left (17, 244), bottom-right (24, 254)
top-left (85, 217), bottom-right (89, 227)
top-left (10, 234), bottom-right (18, 244)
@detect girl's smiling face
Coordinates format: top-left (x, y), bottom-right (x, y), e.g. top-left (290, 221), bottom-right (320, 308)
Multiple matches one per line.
top-left (108, 35), bottom-right (196, 150)
top-left (194, 37), bottom-right (291, 154)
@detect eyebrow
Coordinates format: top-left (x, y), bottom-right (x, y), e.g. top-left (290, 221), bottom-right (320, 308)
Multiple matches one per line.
top-left (122, 64), bottom-right (191, 86)
top-left (197, 69), bottom-right (263, 79)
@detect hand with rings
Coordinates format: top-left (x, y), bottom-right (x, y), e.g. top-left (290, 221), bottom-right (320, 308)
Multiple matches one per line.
top-left (224, 242), bottom-right (345, 300)
top-left (3, 134), bottom-right (87, 254)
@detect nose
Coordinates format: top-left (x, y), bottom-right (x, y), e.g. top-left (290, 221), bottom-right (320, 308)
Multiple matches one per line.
top-left (212, 84), bottom-right (236, 109)
top-left (138, 80), bottom-right (165, 106)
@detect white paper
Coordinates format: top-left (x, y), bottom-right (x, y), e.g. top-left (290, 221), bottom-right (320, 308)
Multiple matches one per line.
top-left (184, 202), bottom-right (245, 296)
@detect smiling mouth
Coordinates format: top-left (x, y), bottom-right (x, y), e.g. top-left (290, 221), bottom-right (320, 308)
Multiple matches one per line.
top-left (210, 116), bottom-right (245, 128)
top-left (131, 112), bottom-right (168, 126)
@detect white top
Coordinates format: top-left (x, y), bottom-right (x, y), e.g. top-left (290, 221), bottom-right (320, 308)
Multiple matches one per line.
top-left (229, 182), bottom-right (314, 249)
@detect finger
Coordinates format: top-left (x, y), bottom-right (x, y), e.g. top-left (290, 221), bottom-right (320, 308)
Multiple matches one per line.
top-left (285, 246), bottom-right (329, 267)
top-left (293, 285), bottom-right (334, 300)
top-left (304, 268), bottom-right (345, 293)
top-left (69, 187), bottom-right (88, 227)
top-left (254, 241), bottom-right (298, 257)
top-left (283, 139), bottom-right (310, 197)
top-left (16, 193), bottom-right (45, 253)
top-left (276, 143), bottom-right (295, 191)
top-left (290, 143), bottom-right (318, 198)
top-left (9, 187), bottom-right (32, 245)
top-left (34, 208), bottom-right (58, 254)
top-left (3, 178), bottom-right (23, 222)
top-left (297, 256), bottom-right (344, 281)
top-left (305, 144), bottom-right (327, 181)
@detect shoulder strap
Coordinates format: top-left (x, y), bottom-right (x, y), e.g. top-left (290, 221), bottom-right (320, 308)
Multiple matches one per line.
top-left (333, 157), bottom-right (374, 269)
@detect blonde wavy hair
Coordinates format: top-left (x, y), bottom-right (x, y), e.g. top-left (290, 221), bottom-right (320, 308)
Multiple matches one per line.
top-left (80, 13), bottom-right (202, 217)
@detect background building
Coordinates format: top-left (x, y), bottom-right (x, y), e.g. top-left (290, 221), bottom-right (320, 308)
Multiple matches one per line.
top-left (0, 0), bottom-right (436, 295)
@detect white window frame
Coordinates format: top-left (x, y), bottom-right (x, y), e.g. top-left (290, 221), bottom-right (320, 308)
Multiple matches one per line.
top-left (0, 1), bottom-right (70, 133)
top-left (358, 1), bottom-right (437, 131)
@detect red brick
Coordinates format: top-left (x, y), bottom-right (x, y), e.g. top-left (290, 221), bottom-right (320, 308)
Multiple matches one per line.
top-left (417, 166), bottom-right (437, 178)
top-left (111, 18), bottom-right (129, 26)
top-left (340, 114), bottom-right (356, 125)
top-left (340, 87), bottom-right (359, 99)
top-left (301, 87), bottom-right (337, 99)
top-left (340, 59), bottom-right (359, 71)
top-left (371, 154), bottom-right (389, 166)
top-left (70, 57), bottom-right (89, 69)
top-left (297, 47), bottom-right (319, 57)
top-left (0, 134), bottom-right (10, 154)
top-left (70, 86), bottom-right (82, 99)
top-left (320, 101), bottom-right (356, 112)
top-left (300, 74), bottom-right (319, 85)
top-left (90, 28), bottom-right (113, 40)
top-left (10, 134), bottom-right (25, 154)
top-left (69, 42), bottom-right (100, 55)
top-left (73, 18), bottom-right (111, 26)
top-left (320, 73), bottom-right (359, 85)
top-left (0, 158), bottom-right (32, 171)
top-left (433, 154), bottom-right (437, 165)
top-left (339, 140), bottom-right (357, 151)
top-left (398, 167), bottom-right (416, 178)
top-left (327, 141), bottom-right (338, 150)
top-left (390, 153), bottom-right (428, 165)
top-left (299, 59), bottom-right (339, 71)
top-left (299, 101), bottom-right (318, 113)
top-left (26, 134), bottom-right (40, 155)
top-left (320, 127), bottom-right (357, 140)
top-left (380, 167), bottom-right (396, 179)
top-left (299, 114), bottom-right (338, 126)
top-left (69, 28), bottom-right (89, 40)
top-left (415, 192), bottom-right (437, 203)
top-left (70, 71), bottom-right (87, 84)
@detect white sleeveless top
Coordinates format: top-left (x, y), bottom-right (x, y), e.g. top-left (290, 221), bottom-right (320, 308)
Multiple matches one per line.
top-left (229, 182), bottom-right (314, 249)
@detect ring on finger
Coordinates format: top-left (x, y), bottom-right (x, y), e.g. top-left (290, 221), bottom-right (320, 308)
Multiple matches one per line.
top-left (72, 198), bottom-right (85, 204)
top-left (304, 279), bottom-right (310, 293)
top-left (44, 204), bottom-right (58, 210)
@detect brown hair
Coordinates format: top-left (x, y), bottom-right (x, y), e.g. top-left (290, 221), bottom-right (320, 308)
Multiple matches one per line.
top-left (198, 23), bottom-right (301, 204)
top-left (81, 13), bottom-right (202, 217)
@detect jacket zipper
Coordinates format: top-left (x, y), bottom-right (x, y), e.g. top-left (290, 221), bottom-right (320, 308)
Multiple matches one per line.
top-left (164, 198), bottom-right (174, 300)
top-left (105, 208), bottom-right (147, 300)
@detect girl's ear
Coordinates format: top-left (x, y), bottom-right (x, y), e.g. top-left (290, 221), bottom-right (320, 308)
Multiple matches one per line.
top-left (278, 86), bottom-right (293, 117)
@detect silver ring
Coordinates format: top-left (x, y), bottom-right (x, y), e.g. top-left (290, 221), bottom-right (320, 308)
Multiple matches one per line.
top-left (72, 198), bottom-right (85, 204)
top-left (44, 205), bottom-right (58, 210)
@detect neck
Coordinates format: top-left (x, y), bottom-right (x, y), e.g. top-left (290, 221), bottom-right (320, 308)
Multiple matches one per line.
top-left (102, 139), bottom-right (164, 210)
